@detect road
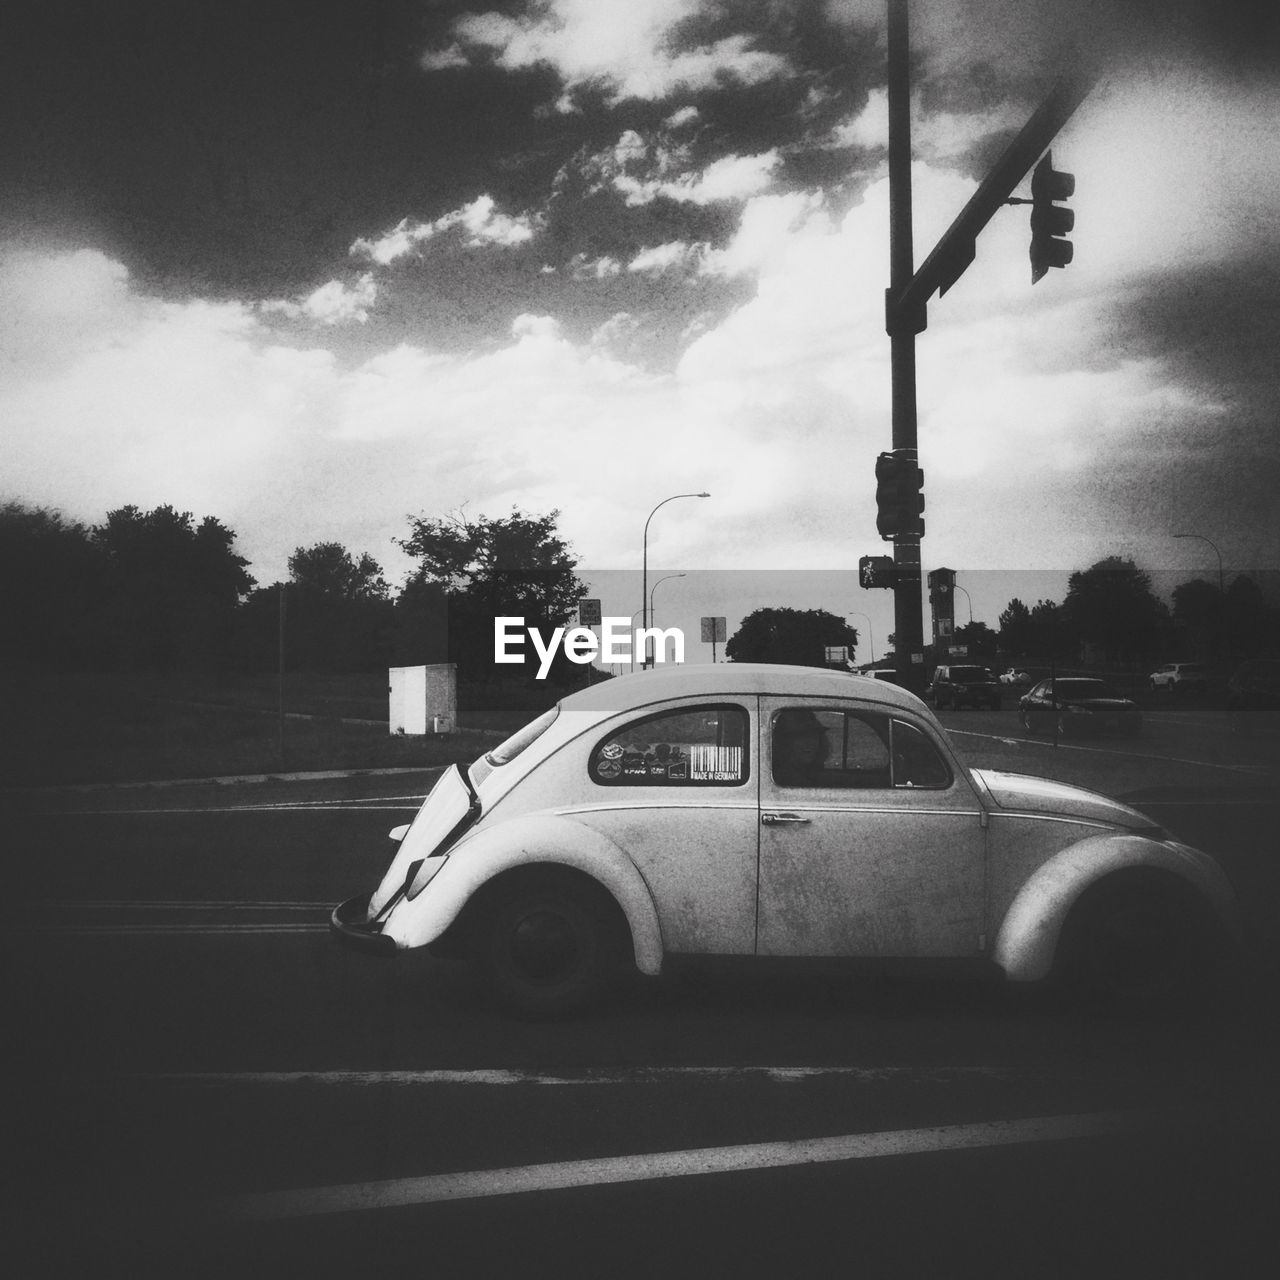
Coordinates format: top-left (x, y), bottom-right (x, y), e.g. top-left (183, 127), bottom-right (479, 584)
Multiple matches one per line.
top-left (4, 703), bottom-right (1278, 1278)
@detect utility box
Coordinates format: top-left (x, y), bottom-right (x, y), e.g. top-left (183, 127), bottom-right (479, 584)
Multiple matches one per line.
top-left (389, 664), bottom-right (457, 735)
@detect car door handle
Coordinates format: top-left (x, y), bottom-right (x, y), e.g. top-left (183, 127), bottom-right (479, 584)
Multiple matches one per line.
top-left (761, 812), bottom-right (811, 825)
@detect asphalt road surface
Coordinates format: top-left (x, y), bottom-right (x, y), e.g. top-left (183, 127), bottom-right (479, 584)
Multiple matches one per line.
top-left (4, 703), bottom-right (1278, 1278)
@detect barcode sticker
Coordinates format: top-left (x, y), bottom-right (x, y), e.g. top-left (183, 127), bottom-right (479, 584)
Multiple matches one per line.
top-left (690, 745), bottom-right (743, 781)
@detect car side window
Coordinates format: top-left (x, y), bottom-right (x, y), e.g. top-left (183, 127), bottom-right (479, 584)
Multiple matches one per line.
top-left (589, 704), bottom-right (748, 787)
top-left (773, 708), bottom-right (891, 789)
top-left (890, 719), bottom-right (952, 788)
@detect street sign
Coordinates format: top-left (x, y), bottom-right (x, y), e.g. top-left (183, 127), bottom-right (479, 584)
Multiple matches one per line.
top-left (579, 598), bottom-right (601, 626)
top-left (700, 616), bottom-right (726, 643)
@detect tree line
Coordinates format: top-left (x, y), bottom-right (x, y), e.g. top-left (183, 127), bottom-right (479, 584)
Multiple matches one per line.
top-left (0, 501), bottom-right (588, 685)
top-left (3, 501), bottom-right (1271, 681)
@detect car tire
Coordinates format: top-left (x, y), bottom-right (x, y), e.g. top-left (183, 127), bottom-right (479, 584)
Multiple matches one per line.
top-left (1056, 713), bottom-right (1072, 738)
top-left (1058, 880), bottom-right (1223, 1015)
top-left (1020, 708), bottom-right (1036, 734)
top-left (477, 877), bottom-right (620, 1019)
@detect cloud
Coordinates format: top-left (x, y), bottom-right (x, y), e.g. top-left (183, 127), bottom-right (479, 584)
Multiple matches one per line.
top-left (351, 196), bottom-right (539, 265)
top-left (261, 274), bottom-right (378, 325)
top-left (422, 0), bottom-right (790, 110)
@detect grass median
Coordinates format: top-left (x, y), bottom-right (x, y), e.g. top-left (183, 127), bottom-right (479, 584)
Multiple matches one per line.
top-left (1, 670), bottom-right (540, 787)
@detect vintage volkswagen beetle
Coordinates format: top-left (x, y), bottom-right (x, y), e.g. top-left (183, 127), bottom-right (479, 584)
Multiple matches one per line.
top-left (332, 664), bottom-right (1237, 1015)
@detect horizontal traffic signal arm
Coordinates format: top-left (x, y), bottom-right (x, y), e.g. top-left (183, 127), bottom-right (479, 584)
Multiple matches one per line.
top-left (885, 70), bottom-right (1096, 337)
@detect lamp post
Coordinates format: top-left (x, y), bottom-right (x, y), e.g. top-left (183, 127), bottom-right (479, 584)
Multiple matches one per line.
top-left (649, 573), bottom-right (686, 625)
top-left (1173, 533), bottom-right (1224, 595)
top-left (847, 611), bottom-right (876, 665)
top-left (954, 584), bottom-right (973, 626)
top-left (643, 492), bottom-right (709, 667)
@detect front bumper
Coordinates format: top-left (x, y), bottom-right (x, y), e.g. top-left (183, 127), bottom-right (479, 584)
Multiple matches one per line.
top-left (330, 892), bottom-right (398, 957)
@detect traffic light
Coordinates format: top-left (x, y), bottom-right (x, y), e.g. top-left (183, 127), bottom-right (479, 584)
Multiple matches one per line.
top-left (875, 451), bottom-right (925, 540)
top-left (859, 555), bottom-right (896, 589)
top-left (1029, 151), bottom-right (1074, 283)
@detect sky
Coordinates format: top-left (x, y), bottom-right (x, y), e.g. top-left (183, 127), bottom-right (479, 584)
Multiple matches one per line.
top-left (2, 0), bottom-right (1278, 657)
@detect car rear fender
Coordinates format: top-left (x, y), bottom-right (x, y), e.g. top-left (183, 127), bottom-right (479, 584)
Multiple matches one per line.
top-left (993, 834), bottom-right (1239, 982)
top-left (378, 813), bottom-right (665, 974)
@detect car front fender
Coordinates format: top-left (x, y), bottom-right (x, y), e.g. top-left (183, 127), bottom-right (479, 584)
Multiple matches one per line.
top-left (378, 813), bottom-right (665, 974)
top-left (993, 833), bottom-right (1240, 983)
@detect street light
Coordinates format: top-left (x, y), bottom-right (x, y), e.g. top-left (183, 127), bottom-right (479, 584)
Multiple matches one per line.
top-left (847, 611), bottom-right (875, 665)
top-left (1173, 533), bottom-right (1224, 595)
top-left (643, 492), bottom-right (709, 667)
top-left (953, 584), bottom-right (974, 626)
top-left (649, 573), bottom-right (686, 623)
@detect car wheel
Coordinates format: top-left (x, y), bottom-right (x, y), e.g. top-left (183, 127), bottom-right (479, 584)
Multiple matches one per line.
top-left (478, 877), bottom-right (620, 1018)
top-left (1056, 713), bottom-right (1072, 738)
top-left (1020, 708), bottom-right (1036, 734)
top-left (1059, 880), bottom-right (1222, 1014)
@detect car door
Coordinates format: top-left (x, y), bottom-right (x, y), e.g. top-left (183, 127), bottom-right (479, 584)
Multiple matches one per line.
top-left (755, 697), bottom-right (986, 958)
top-left (577, 700), bottom-right (760, 955)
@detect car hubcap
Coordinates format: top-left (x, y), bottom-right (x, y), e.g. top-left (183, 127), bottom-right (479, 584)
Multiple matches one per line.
top-left (508, 910), bottom-right (579, 981)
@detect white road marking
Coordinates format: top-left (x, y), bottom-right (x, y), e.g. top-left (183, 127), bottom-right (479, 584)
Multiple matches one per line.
top-left (946, 727), bottom-right (1269, 774)
top-left (117, 1065), bottom-right (1021, 1088)
top-left (203, 1110), bottom-right (1152, 1222)
top-left (45, 802), bottom-right (423, 816)
top-left (20, 923), bottom-right (328, 936)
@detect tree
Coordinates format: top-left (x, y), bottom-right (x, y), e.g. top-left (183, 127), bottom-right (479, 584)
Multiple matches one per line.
top-left (282, 543), bottom-right (393, 672)
top-left (1224, 575), bottom-right (1271, 658)
top-left (1172, 578), bottom-right (1221, 658)
top-left (92, 505), bottom-right (254, 670)
top-left (288, 543), bottom-right (389, 601)
top-left (953, 620), bottom-right (998, 657)
top-left (397, 508), bottom-right (588, 683)
top-left (0, 502), bottom-right (108, 668)
top-left (725, 607), bottom-right (857, 668)
top-left (1062, 558), bottom-right (1166, 665)
top-left (998, 598), bottom-right (1033, 656)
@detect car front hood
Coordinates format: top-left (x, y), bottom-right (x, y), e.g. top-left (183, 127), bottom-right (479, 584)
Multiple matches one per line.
top-left (972, 768), bottom-right (1155, 830)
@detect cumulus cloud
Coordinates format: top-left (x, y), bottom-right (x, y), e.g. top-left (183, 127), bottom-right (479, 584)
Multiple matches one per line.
top-left (574, 130), bottom-right (781, 207)
top-left (351, 196), bottom-right (539, 265)
top-left (261, 274), bottom-right (378, 325)
top-left (421, 0), bottom-right (790, 110)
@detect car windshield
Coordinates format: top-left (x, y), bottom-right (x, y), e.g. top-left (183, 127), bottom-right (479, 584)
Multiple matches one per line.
top-left (950, 667), bottom-right (990, 683)
top-left (1054, 679), bottom-right (1116, 699)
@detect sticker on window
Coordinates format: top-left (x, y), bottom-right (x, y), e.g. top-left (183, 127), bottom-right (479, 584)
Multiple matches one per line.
top-left (590, 705), bottom-right (748, 786)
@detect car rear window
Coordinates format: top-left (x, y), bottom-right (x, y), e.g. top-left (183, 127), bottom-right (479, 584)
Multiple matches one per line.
top-left (949, 667), bottom-right (990, 682)
top-left (590, 704), bottom-right (748, 786)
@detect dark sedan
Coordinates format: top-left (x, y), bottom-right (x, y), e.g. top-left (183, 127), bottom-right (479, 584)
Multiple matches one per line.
top-left (1019, 678), bottom-right (1142, 738)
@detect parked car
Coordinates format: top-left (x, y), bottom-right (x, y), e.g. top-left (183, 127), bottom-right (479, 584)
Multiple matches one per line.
top-left (1149, 662), bottom-right (1210, 695)
top-left (332, 664), bottom-right (1234, 1016)
top-left (1225, 658), bottom-right (1280, 738)
top-left (1019, 677), bottom-right (1142, 737)
top-left (928, 664), bottom-right (1001, 709)
top-left (998, 668), bottom-right (1032, 687)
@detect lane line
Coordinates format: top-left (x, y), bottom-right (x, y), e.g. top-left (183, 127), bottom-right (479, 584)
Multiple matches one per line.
top-left (947, 727), bottom-right (1270, 775)
top-left (15, 923), bottom-right (328, 936)
top-left (43, 900), bottom-right (335, 910)
top-left (110, 1065), bottom-right (1021, 1088)
top-left (203, 1110), bottom-right (1152, 1222)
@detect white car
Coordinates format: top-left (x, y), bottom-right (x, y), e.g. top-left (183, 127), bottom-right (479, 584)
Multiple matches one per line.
top-left (333, 664), bottom-right (1238, 1016)
top-left (1149, 662), bottom-right (1210, 694)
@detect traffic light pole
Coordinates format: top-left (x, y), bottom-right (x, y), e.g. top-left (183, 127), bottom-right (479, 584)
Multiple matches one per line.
top-left (886, 0), bottom-right (924, 688)
top-left (882, 0), bottom-right (1094, 690)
